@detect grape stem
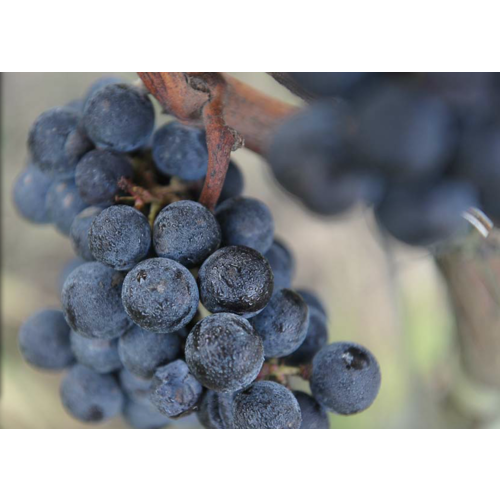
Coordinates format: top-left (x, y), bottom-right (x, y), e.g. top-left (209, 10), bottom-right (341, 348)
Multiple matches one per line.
top-left (192, 73), bottom-right (244, 211)
top-left (117, 177), bottom-right (189, 211)
top-left (137, 72), bottom-right (297, 210)
top-left (257, 360), bottom-right (312, 385)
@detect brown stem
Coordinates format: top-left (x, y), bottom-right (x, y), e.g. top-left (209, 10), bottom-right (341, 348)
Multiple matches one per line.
top-left (138, 72), bottom-right (296, 155)
top-left (117, 177), bottom-right (190, 211)
top-left (138, 72), bottom-right (296, 211)
top-left (194, 73), bottom-right (243, 210)
top-left (137, 72), bottom-right (207, 121)
top-left (257, 360), bottom-right (311, 385)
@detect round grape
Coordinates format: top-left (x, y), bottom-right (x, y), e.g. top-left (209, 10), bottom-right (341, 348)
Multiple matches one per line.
top-left (152, 122), bottom-right (208, 180)
top-left (310, 342), bottom-right (381, 415)
top-left (198, 246), bottom-right (274, 317)
top-left (118, 325), bottom-right (181, 379)
top-left (250, 289), bottom-right (309, 358)
top-left (28, 107), bottom-right (92, 178)
top-left (185, 313), bottom-right (264, 393)
top-left (215, 196), bottom-right (274, 254)
top-left (60, 364), bottom-right (124, 423)
top-left (89, 205), bottom-right (151, 270)
top-left (75, 150), bottom-right (133, 206)
top-left (70, 206), bottom-right (103, 261)
top-left (153, 200), bottom-right (221, 268)
top-left (83, 83), bottom-right (154, 152)
top-left (70, 330), bottom-right (121, 374)
top-left (12, 163), bottom-right (53, 224)
top-left (46, 180), bottom-right (89, 235)
top-left (121, 258), bottom-right (199, 334)
top-left (61, 261), bottom-right (131, 339)
top-left (149, 360), bottom-right (203, 417)
top-left (233, 381), bottom-right (302, 429)
top-left (18, 309), bottom-right (74, 370)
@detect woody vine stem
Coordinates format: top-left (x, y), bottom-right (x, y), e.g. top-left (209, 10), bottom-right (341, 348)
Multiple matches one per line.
top-left (137, 72), bottom-right (296, 211)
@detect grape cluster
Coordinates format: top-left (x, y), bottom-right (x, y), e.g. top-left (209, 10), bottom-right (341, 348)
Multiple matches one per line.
top-left (14, 76), bottom-right (382, 429)
top-left (269, 72), bottom-right (500, 247)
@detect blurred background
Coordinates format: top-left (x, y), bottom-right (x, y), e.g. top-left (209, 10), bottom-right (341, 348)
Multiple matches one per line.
top-left (3, 73), bottom-right (496, 429)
